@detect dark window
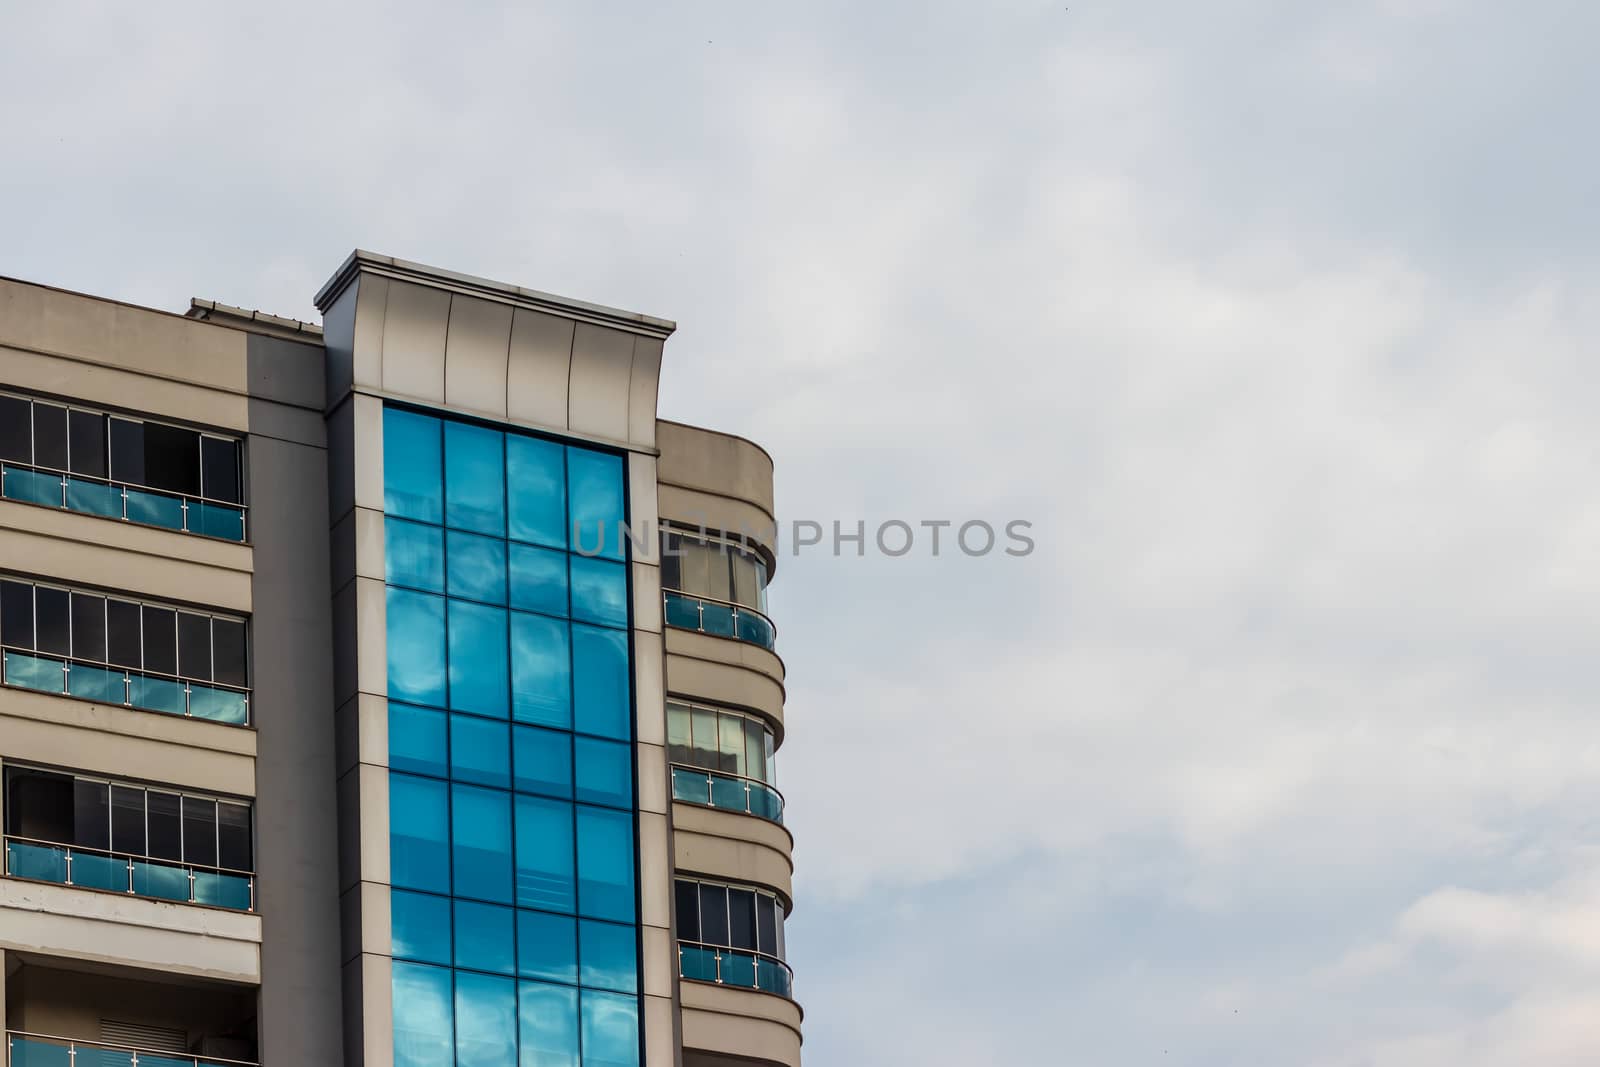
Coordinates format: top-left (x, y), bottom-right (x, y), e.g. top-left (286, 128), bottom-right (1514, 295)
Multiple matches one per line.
top-left (32, 403), bottom-right (68, 471)
top-left (178, 612), bottom-right (212, 681)
top-left (35, 587), bottom-right (70, 656)
top-left (660, 533), bottom-right (682, 592)
top-left (698, 883), bottom-right (729, 947)
top-left (68, 411), bottom-right (107, 478)
top-left (0, 396), bottom-right (30, 463)
top-left (182, 796), bottom-right (217, 867)
top-left (111, 785), bottom-right (146, 855)
top-left (6, 768), bottom-right (73, 843)
top-left (143, 423), bottom-right (200, 495)
top-left (1, 580), bottom-right (33, 648)
top-left (218, 803), bottom-right (251, 871)
top-left (71, 593), bottom-right (106, 662)
top-left (74, 779), bottom-right (110, 850)
top-left (106, 599), bottom-right (141, 669)
top-left (200, 437), bottom-right (241, 504)
top-left (675, 879), bottom-right (701, 942)
top-left (757, 895), bottom-right (778, 956)
top-left (212, 619), bottom-right (247, 688)
top-left (108, 418), bottom-right (145, 485)
top-left (141, 606), bottom-right (176, 675)
top-left (728, 888), bottom-right (757, 952)
top-left (147, 791), bottom-right (182, 860)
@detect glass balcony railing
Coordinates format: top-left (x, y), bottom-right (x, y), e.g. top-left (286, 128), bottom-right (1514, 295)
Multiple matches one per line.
top-left (678, 941), bottom-right (793, 999)
top-left (0, 648), bottom-right (250, 726)
top-left (3, 835), bottom-right (254, 912)
top-left (6, 1031), bottom-right (255, 1067)
top-left (0, 462), bottom-right (247, 543)
top-left (662, 590), bottom-right (776, 651)
top-left (670, 765), bottom-right (785, 825)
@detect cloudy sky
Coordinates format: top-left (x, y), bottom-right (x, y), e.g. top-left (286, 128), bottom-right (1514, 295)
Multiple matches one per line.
top-left (4, 1), bottom-right (1599, 1063)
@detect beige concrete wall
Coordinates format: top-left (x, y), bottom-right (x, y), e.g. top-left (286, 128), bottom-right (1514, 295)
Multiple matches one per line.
top-left (8, 963), bottom-right (255, 1051)
top-left (665, 630), bottom-right (787, 742)
top-left (671, 805), bottom-right (795, 909)
top-left (680, 982), bottom-right (803, 1067)
top-left (656, 422), bottom-right (777, 567)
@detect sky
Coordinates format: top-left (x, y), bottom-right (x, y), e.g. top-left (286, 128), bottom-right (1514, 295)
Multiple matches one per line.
top-left (3, 1), bottom-right (1599, 1063)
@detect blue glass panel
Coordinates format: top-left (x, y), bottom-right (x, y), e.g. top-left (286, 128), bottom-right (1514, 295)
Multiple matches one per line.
top-left (448, 529), bottom-right (508, 605)
top-left (579, 920), bottom-right (638, 993)
top-left (670, 767), bottom-right (709, 806)
top-left (519, 981), bottom-right (580, 1067)
top-left (449, 600), bottom-right (509, 717)
top-left (71, 851), bottom-right (127, 892)
top-left (387, 589), bottom-right (447, 708)
top-left (455, 899), bottom-right (517, 975)
top-left (391, 703), bottom-right (448, 778)
top-left (511, 612), bottom-right (571, 729)
top-left (698, 601), bottom-right (735, 639)
top-left (68, 663), bottom-right (124, 703)
top-left (7, 1036), bottom-right (73, 1067)
top-left (678, 943), bottom-right (717, 983)
top-left (390, 773), bottom-right (451, 894)
top-left (141, 1056), bottom-right (191, 1067)
top-left (567, 449), bottom-right (626, 562)
top-left (131, 859), bottom-right (190, 901)
top-left (453, 783), bottom-right (513, 904)
top-left (569, 556), bottom-right (628, 630)
top-left (445, 421), bottom-right (506, 536)
top-left (452, 713), bottom-right (511, 788)
top-left (735, 610), bottom-right (776, 650)
top-left (124, 486), bottom-right (186, 530)
top-left (6, 840), bottom-right (68, 883)
top-left (575, 806), bottom-right (635, 923)
top-left (129, 675), bottom-right (184, 714)
top-left (709, 774), bottom-right (747, 814)
top-left (4, 651), bottom-right (64, 693)
top-left (65, 476), bottom-right (122, 517)
top-left (515, 794), bottom-right (575, 913)
top-left (192, 500), bottom-right (246, 540)
top-left (393, 961), bottom-right (454, 1067)
top-left (509, 543), bottom-right (568, 618)
top-left (384, 408), bottom-right (443, 524)
top-left (572, 624), bottom-right (630, 741)
top-left (662, 592), bottom-right (701, 631)
top-left (188, 683), bottom-right (248, 725)
top-left (580, 989), bottom-right (640, 1067)
top-left (4, 467), bottom-right (63, 507)
top-left (513, 725), bottom-right (572, 799)
top-left (193, 870), bottom-right (252, 910)
top-left (517, 908), bottom-right (578, 984)
top-left (720, 950), bottom-right (756, 989)
top-left (506, 434), bottom-right (567, 550)
top-left (756, 956), bottom-right (791, 996)
top-left (456, 970), bottom-right (518, 1067)
top-left (386, 518), bottom-right (445, 593)
top-left (392, 889), bottom-right (452, 965)
top-left (750, 782), bottom-right (784, 824)
top-left (574, 737), bottom-right (632, 810)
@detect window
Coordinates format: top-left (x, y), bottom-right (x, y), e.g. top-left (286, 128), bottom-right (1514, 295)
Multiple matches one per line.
top-left (674, 876), bottom-right (791, 998)
top-left (660, 530), bottom-right (769, 614)
top-left (666, 701), bottom-right (776, 785)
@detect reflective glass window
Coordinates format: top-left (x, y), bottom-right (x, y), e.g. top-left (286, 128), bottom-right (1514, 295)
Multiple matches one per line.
top-left (393, 889), bottom-right (452, 966)
top-left (579, 920), bottom-right (637, 994)
top-left (384, 409), bottom-right (443, 524)
top-left (566, 449), bottom-right (625, 562)
top-left (32, 403), bottom-right (68, 471)
top-left (455, 899), bottom-right (516, 975)
top-left (390, 773), bottom-right (450, 894)
top-left (147, 791), bottom-right (182, 861)
top-left (580, 989), bottom-right (639, 1067)
top-left (182, 796), bottom-right (217, 867)
top-left (448, 601), bottom-right (508, 717)
top-left (718, 714), bottom-right (746, 777)
top-left (571, 624), bottom-right (629, 740)
top-left (519, 981), bottom-right (580, 1067)
top-left (35, 587), bottom-right (70, 656)
top-left (73, 779), bottom-right (109, 850)
top-left (512, 612), bottom-right (571, 729)
top-left (509, 543), bottom-right (568, 618)
top-left (569, 556), bottom-right (627, 630)
top-left (106, 599), bottom-right (140, 669)
top-left (448, 529), bottom-right (508, 605)
top-left (574, 738), bottom-right (631, 810)
top-left (393, 962), bottom-right (454, 1067)
top-left (386, 519), bottom-right (445, 593)
top-left (756, 895), bottom-right (778, 956)
top-left (0, 580), bottom-right (32, 648)
top-left (111, 785), bottom-right (145, 856)
top-left (70, 593), bottom-right (105, 662)
top-left (506, 434), bottom-right (566, 549)
top-left (456, 970), bottom-right (518, 1067)
top-left (0, 396), bottom-right (30, 462)
top-left (218, 802), bottom-right (251, 872)
top-left (69, 410), bottom-right (106, 478)
top-left (452, 713), bottom-right (510, 789)
top-left (391, 703), bottom-right (449, 779)
top-left (513, 725), bottom-right (572, 799)
top-left (213, 619), bottom-right (248, 688)
top-left (666, 704), bottom-right (691, 766)
top-left (690, 708), bottom-right (717, 771)
top-left (518, 908), bottom-right (578, 985)
top-left (575, 806), bottom-right (634, 923)
top-left (727, 889), bottom-right (757, 952)
top-left (515, 793), bottom-right (575, 914)
top-left (697, 884), bottom-right (728, 946)
top-left (108, 418), bottom-right (144, 484)
top-left (140, 606), bottom-right (176, 675)
top-left (143, 422), bottom-right (200, 495)
top-left (388, 589), bottom-right (446, 708)
top-left (178, 612), bottom-right (212, 681)
top-left (445, 422), bottom-right (505, 536)
top-left (674, 881), bottom-right (700, 943)
top-left (745, 719), bottom-right (769, 783)
top-left (452, 783), bottom-right (513, 904)
top-left (200, 437), bottom-right (241, 504)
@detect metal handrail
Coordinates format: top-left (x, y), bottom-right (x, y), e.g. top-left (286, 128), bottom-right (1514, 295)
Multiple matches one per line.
top-left (676, 939), bottom-right (794, 993)
top-left (5, 1029), bottom-right (257, 1066)
top-left (2, 833), bottom-right (255, 912)
top-left (668, 762), bottom-right (784, 801)
top-left (669, 763), bottom-right (786, 822)
top-left (0, 644), bottom-right (251, 726)
top-left (0, 460), bottom-right (249, 541)
top-left (661, 589), bottom-right (778, 642)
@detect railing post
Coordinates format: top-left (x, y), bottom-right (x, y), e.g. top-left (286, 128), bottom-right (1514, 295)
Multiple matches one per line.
top-left (64, 847), bottom-right (73, 886)
top-left (180, 498), bottom-right (189, 532)
top-left (188, 867), bottom-right (197, 903)
top-left (128, 855), bottom-right (136, 894)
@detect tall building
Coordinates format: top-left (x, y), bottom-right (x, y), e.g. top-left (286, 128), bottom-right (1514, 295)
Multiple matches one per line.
top-left (0, 252), bottom-right (801, 1067)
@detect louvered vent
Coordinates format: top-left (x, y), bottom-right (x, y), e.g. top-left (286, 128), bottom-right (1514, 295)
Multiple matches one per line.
top-left (100, 1020), bottom-right (189, 1054)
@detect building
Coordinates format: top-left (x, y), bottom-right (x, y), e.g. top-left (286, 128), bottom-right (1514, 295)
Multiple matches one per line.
top-left (0, 251), bottom-right (801, 1067)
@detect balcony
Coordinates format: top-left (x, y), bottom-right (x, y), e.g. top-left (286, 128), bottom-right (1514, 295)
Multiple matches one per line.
top-left (5, 1031), bottom-right (253, 1067)
top-left (670, 766), bottom-right (784, 825)
top-left (678, 941), bottom-right (793, 999)
top-left (663, 591), bottom-right (776, 651)
top-left (1, 649), bottom-right (250, 726)
top-left (0, 463), bottom-right (247, 543)
top-left (3, 835), bottom-right (253, 912)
